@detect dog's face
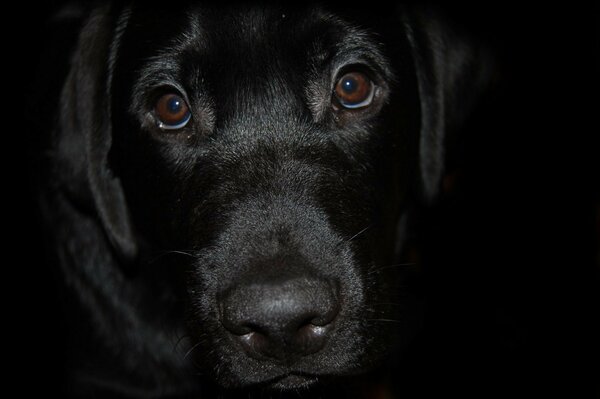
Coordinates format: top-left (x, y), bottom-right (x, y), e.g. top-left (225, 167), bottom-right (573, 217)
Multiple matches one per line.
top-left (55, 2), bottom-right (487, 394)
top-left (111, 5), bottom-right (414, 389)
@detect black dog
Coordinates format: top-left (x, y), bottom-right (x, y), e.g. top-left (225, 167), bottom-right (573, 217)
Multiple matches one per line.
top-left (39, 2), bottom-right (489, 397)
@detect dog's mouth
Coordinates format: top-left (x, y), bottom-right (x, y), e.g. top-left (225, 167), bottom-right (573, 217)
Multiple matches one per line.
top-left (263, 372), bottom-right (320, 391)
top-left (250, 370), bottom-right (387, 397)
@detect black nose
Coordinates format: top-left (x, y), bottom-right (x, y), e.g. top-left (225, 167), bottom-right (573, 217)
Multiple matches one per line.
top-left (219, 277), bottom-right (340, 361)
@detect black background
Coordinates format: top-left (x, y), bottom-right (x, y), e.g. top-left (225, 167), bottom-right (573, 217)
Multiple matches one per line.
top-left (7, 1), bottom-right (598, 397)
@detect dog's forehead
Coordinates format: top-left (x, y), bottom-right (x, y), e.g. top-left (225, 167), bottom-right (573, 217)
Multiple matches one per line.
top-left (126, 4), bottom-right (384, 76)
top-left (187, 7), bottom-right (319, 78)
top-left (183, 5), bottom-right (340, 55)
top-left (195, 6), bottom-right (314, 47)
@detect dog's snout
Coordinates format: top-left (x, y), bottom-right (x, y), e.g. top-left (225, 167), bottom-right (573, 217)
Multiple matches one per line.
top-left (219, 277), bottom-right (340, 361)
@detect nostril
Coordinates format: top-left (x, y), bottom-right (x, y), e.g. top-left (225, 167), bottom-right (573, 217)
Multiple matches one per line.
top-left (293, 322), bottom-right (330, 355)
top-left (219, 276), bottom-right (341, 360)
top-left (237, 322), bottom-right (331, 359)
top-left (309, 303), bottom-right (340, 327)
top-left (238, 330), bottom-right (272, 357)
top-left (219, 302), bottom-right (253, 336)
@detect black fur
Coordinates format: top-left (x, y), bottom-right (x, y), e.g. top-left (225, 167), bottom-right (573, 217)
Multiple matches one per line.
top-left (39, 2), bottom-right (490, 397)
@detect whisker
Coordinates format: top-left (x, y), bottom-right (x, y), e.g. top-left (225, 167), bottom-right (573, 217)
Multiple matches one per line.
top-left (367, 318), bottom-right (403, 324)
top-left (369, 302), bottom-right (405, 307)
top-left (183, 341), bottom-right (203, 360)
top-left (172, 334), bottom-right (192, 353)
top-left (146, 249), bottom-right (197, 264)
top-left (347, 225), bottom-right (372, 242)
top-left (161, 250), bottom-right (196, 258)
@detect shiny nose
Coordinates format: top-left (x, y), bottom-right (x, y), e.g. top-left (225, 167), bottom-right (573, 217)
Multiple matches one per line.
top-left (219, 277), bottom-right (340, 361)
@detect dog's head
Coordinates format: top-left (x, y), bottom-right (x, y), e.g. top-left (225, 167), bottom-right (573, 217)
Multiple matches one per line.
top-left (55, 2), bottom-right (489, 392)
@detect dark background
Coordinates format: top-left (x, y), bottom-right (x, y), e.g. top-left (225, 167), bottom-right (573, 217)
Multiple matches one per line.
top-left (7, 1), bottom-right (598, 397)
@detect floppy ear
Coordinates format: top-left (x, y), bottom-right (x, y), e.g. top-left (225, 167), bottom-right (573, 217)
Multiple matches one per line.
top-left (58, 6), bottom-right (137, 260)
top-left (403, 7), bottom-right (492, 200)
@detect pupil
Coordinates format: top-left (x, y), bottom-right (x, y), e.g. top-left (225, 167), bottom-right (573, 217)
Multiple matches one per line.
top-left (342, 77), bottom-right (358, 94)
top-left (167, 96), bottom-right (182, 114)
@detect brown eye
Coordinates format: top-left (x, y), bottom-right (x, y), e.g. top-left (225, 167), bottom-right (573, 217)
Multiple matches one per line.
top-left (154, 93), bottom-right (191, 130)
top-left (334, 72), bottom-right (375, 109)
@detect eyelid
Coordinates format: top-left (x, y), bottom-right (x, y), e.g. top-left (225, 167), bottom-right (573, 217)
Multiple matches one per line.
top-left (152, 83), bottom-right (191, 106)
top-left (337, 82), bottom-right (375, 109)
top-left (157, 111), bottom-right (192, 130)
top-left (332, 63), bottom-right (380, 91)
top-left (331, 58), bottom-right (379, 81)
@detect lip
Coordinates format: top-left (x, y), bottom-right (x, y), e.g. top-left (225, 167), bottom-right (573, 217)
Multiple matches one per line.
top-left (267, 373), bottom-right (320, 391)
